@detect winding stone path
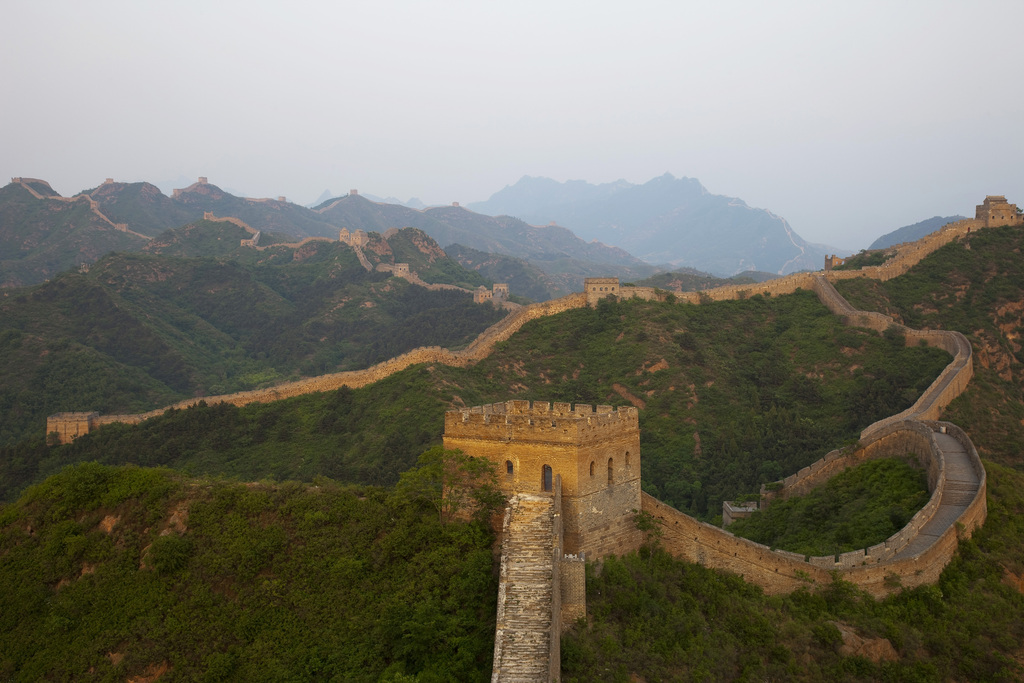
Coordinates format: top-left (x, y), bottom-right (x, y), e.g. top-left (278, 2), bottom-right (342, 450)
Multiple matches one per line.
top-left (892, 429), bottom-right (981, 560)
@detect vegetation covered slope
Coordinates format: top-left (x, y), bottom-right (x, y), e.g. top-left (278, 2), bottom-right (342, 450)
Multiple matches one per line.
top-left (0, 463), bottom-right (499, 682)
top-left (563, 222), bottom-right (1024, 683)
top-left (728, 457), bottom-right (930, 556)
top-left (563, 462), bottom-right (1024, 682)
top-left (0, 291), bottom-right (950, 511)
top-left (0, 231), bottom-right (504, 446)
top-left (3, 222), bottom-right (1024, 681)
top-left (0, 184), bottom-right (149, 287)
top-left (444, 242), bottom-right (564, 301)
top-left (835, 224), bottom-right (1024, 468)
top-left (636, 266), bottom-right (777, 292)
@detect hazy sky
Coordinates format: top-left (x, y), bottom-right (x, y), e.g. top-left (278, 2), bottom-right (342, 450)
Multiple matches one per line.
top-left (3, 0), bottom-right (1022, 250)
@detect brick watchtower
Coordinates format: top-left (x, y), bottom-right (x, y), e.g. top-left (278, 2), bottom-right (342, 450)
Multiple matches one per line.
top-left (443, 400), bottom-right (642, 559)
top-left (975, 195), bottom-right (1023, 227)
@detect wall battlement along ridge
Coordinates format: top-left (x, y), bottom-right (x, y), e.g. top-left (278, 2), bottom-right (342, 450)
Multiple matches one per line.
top-left (445, 400), bottom-right (639, 445)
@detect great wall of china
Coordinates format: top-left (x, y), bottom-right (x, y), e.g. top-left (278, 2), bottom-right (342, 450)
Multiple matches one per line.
top-left (10, 177), bottom-right (152, 241)
top-left (41, 195), bottom-right (1020, 682)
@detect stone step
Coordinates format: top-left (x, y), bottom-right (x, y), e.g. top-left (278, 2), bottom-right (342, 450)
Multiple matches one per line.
top-left (493, 493), bottom-right (558, 682)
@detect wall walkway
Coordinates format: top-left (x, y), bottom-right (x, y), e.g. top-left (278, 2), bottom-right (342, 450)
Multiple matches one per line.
top-left (491, 493), bottom-right (558, 683)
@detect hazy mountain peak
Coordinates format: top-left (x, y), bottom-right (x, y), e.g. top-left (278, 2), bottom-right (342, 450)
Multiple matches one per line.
top-left (469, 173), bottom-right (824, 276)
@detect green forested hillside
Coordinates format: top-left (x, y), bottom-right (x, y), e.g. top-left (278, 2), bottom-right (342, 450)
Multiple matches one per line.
top-left (0, 234), bottom-right (504, 446)
top-left (729, 458), bottom-right (930, 556)
top-left (446, 242), bottom-right (565, 301)
top-left (636, 266), bottom-right (776, 291)
top-left (562, 462), bottom-right (1024, 682)
top-left (0, 463), bottom-right (499, 682)
top-left (0, 184), bottom-right (150, 287)
top-left (835, 225), bottom-right (1024, 468)
top-left (0, 291), bottom-right (950, 512)
top-left (3, 224), bottom-right (1024, 681)
top-left (562, 224), bottom-right (1024, 682)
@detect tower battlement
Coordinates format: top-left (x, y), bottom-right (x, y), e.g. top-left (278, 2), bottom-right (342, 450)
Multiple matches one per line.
top-left (445, 400), bottom-right (638, 445)
top-left (444, 400), bottom-right (642, 558)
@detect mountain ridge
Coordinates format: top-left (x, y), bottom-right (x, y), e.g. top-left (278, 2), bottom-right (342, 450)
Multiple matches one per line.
top-left (469, 173), bottom-right (829, 276)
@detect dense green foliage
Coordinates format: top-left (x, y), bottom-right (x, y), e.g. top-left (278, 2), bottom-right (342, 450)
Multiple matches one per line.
top-left (728, 458), bottom-right (930, 556)
top-left (1, 292), bottom-right (950, 522)
top-left (446, 242), bottom-right (563, 301)
top-left (563, 221), bottom-right (1024, 682)
top-left (0, 463), bottom-right (498, 681)
top-left (834, 249), bottom-right (894, 270)
top-left (564, 470), bottom-right (1024, 683)
top-left (474, 292), bottom-right (947, 520)
top-left (0, 241), bottom-right (504, 446)
top-left (3, 220), bottom-right (1023, 680)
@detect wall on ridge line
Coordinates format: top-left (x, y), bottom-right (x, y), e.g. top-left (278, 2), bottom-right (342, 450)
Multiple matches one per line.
top-left (809, 274), bottom-right (974, 438)
top-left (828, 218), bottom-right (983, 283)
top-left (48, 209), bottom-right (984, 439)
top-left (69, 293), bottom-right (588, 432)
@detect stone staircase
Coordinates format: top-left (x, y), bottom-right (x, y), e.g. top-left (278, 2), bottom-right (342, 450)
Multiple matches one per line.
top-left (893, 429), bottom-right (982, 560)
top-left (492, 494), bottom-right (557, 683)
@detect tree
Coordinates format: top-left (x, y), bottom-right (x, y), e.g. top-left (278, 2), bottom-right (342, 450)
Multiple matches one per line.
top-left (394, 446), bottom-right (505, 524)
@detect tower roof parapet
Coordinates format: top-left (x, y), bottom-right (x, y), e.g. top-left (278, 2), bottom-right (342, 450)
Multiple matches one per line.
top-left (445, 400), bottom-right (638, 444)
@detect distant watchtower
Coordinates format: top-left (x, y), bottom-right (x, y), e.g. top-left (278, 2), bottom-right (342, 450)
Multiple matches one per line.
top-left (976, 195), bottom-right (1022, 227)
top-left (444, 400), bottom-right (642, 559)
top-left (584, 277), bottom-right (620, 305)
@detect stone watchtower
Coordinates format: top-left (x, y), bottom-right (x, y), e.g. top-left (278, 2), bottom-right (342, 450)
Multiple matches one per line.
top-left (444, 400), bottom-right (642, 559)
top-left (584, 277), bottom-right (620, 305)
top-left (976, 195), bottom-right (1022, 227)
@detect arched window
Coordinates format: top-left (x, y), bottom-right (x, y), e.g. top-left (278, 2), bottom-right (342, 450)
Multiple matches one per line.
top-left (506, 460), bottom-right (514, 477)
top-left (607, 458), bottom-right (614, 485)
top-left (589, 461), bottom-right (595, 476)
top-left (542, 465), bottom-right (553, 492)
top-left (625, 451), bottom-right (631, 468)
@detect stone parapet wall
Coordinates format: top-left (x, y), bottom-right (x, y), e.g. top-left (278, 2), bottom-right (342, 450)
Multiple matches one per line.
top-left (643, 414), bottom-right (987, 600)
top-left (75, 293), bottom-right (588, 435)
top-left (828, 218), bottom-right (983, 283)
top-left (810, 274), bottom-right (974, 439)
top-left (445, 401), bottom-right (639, 447)
top-left (768, 421), bottom-right (940, 500)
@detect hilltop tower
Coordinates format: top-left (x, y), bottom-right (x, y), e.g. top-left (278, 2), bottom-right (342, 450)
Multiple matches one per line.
top-left (976, 195), bottom-right (1022, 227)
top-left (444, 400), bottom-right (642, 559)
top-left (584, 277), bottom-right (620, 305)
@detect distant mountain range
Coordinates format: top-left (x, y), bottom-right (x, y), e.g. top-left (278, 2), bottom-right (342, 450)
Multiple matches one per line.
top-left (0, 179), bottom-right (652, 292)
top-left (8, 174), bottom-right (963, 292)
top-left (469, 173), bottom-right (830, 276)
top-left (868, 215), bottom-right (967, 250)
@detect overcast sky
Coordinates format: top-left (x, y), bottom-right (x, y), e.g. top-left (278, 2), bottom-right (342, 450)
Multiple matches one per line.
top-left (3, 0), bottom-right (1022, 250)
